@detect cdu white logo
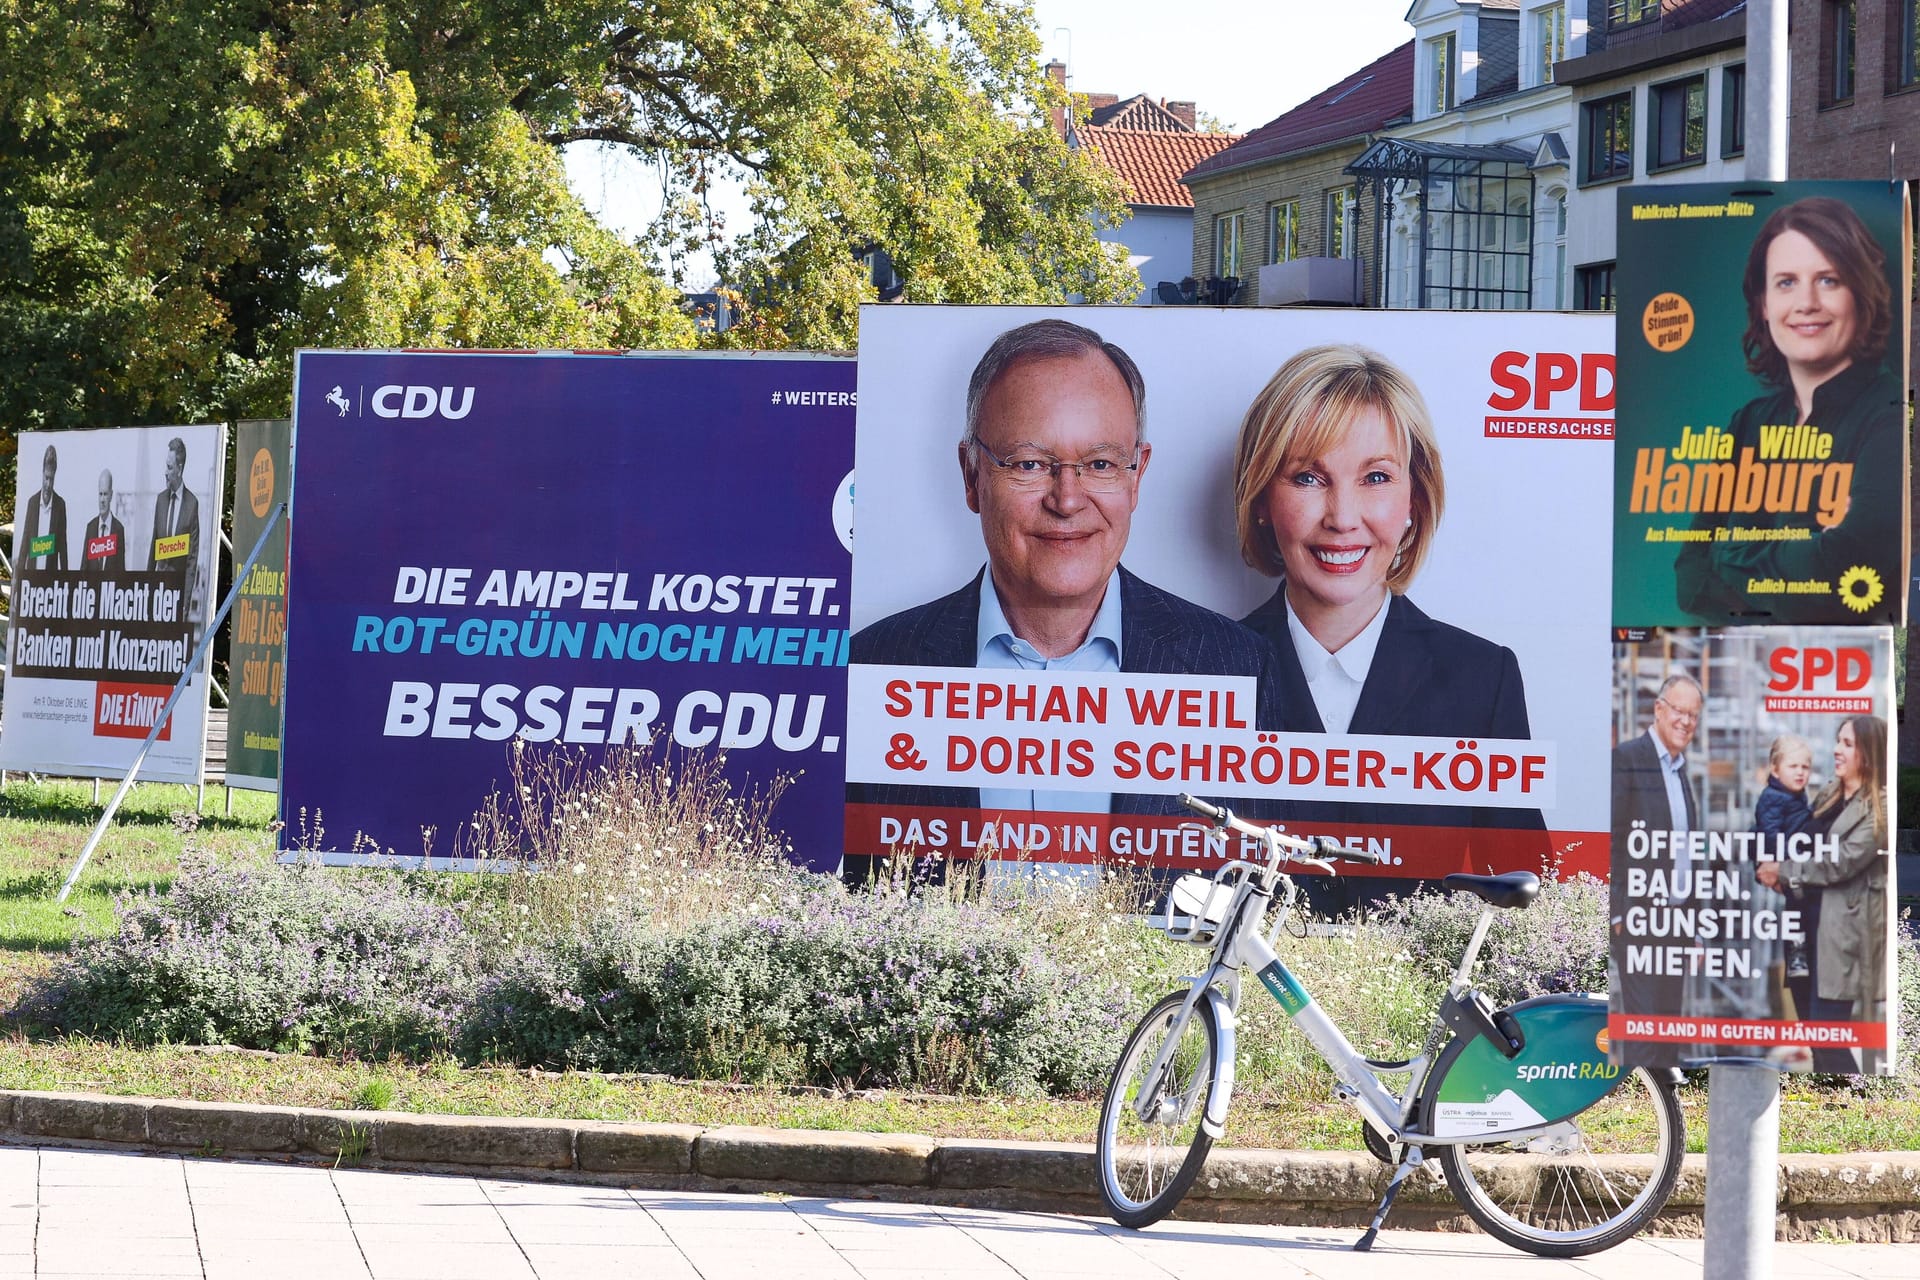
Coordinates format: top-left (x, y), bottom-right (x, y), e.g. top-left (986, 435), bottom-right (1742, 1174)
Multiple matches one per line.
top-left (370, 385), bottom-right (476, 420)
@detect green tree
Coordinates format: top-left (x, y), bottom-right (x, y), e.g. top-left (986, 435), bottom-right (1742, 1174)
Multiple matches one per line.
top-left (0, 0), bottom-right (1136, 443)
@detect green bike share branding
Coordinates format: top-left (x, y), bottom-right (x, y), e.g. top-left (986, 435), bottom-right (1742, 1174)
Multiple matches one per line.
top-left (1257, 959), bottom-right (1310, 1015)
top-left (1432, 998), bottom-right (1621, 1138)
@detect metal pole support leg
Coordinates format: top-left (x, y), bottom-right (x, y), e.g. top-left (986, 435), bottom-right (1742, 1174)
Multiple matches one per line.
top-left (1704, 1063), bottom-right (1780, 1280)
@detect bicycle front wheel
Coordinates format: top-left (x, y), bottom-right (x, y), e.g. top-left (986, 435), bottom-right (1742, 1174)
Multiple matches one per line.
top-left (1096, 990), bottom-right (1221, 1228)
top-left (1436, 1065), bottom-right (1684, 1257)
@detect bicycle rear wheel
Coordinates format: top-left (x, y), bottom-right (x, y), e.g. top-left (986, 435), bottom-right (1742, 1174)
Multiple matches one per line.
top-left (1436, 1065), bottom-right (1684, 1257)
top-left (1096, 990), bottom-right (1221, 1229)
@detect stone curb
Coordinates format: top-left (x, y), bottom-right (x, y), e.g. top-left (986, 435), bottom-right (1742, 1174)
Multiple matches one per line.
top-left (2, 1090), bottom-right (1915, 1241)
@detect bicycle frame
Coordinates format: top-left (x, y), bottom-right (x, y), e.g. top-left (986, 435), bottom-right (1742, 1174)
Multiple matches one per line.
top-left (1137, 816), bottom-right (1614, 1151)
top-left (1112, 799), bottom-right (1682, 1256)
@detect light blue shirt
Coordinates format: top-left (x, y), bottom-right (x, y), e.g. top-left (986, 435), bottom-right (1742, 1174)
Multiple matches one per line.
top-left (975, 569), bottom-right (1121, 817)
top-left (1650, 730), bottom-right (1692, 834)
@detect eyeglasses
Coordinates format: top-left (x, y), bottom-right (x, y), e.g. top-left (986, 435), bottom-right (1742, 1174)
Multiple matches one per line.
top-left (972, 439), bottom-right (1140, 491)
top-left (1656, 695), bottom-right (1700, 726)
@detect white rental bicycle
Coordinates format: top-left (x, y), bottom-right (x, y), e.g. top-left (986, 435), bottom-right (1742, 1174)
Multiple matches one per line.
top-left (1095, 795), bottom-right (1684, 1257)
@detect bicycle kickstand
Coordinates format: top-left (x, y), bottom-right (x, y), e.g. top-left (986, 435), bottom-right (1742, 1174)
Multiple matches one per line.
top-left (1353, 1145), bottom-right (1424, 1252)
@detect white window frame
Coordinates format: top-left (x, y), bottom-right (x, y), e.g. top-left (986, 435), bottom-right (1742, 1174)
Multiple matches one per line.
top-left (1268, 200), bottom-right (1300, 264)
top-left (1215, 211), bottom-right (1245, 277)
top-left (1325, 187), bottom-right (1356, 260)
top-left (1428, 34), bottom-right (1456, 114)
top-left (1532, 3), bottom-right (1568, 87)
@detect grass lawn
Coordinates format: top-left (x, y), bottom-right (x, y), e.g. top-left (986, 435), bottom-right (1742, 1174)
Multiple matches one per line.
top-left (0, 778), bottom-right (278, 951)
top-left (0, 777), bottom-right (1913, 1156)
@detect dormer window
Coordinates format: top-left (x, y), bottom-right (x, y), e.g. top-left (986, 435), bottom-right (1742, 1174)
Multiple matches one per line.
top-left (1535, 4), bottom-right (1567, 85)
top-left (1429, 34), bottom-right (1456, 113)
top-left (1607, 0), bottom-right (1657, 28)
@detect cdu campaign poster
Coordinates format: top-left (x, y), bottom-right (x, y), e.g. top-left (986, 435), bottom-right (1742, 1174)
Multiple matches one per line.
top-left (283, 351), bottom-right (855, 868)
top-left (2, 425), bottom-right (226, 783)
top-left (225, 419), bottom-right (292, 791)
top-left (845, 306), bottom-right (1615, 896)
top-left (1607, 626), bottom-right (1897, 1075)
top-left (1613, 181), bottom-right (1911, 627)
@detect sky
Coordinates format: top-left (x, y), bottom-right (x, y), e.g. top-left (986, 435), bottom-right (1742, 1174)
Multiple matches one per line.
top-left (563, 1), bottom-right (1415, 284)
top-left (1028, 0), bottom-right (1412, 135)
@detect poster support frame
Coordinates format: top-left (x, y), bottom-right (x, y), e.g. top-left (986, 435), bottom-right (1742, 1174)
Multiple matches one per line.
top-left (55, 502), bottom-right (287, 903)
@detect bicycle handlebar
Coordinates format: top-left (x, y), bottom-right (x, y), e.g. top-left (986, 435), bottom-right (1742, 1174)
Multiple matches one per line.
top-left (1176, 793), bottom-right (1387, 867)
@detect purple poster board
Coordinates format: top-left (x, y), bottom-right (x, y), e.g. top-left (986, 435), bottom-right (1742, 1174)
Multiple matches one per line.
top-left (284, 350), bottom-right (855, 869)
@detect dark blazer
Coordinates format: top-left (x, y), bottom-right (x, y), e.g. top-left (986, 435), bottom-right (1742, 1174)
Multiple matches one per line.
top-left (1243, 588), bottom-right (1547, 839)
top-left (1610, 729), bottom-right (1696, 838)
top-left (1676, 361), bottom-right (1903, 624)
top-left (1608, 728), bottom-right (1700, 1025)
top-left (83, 515), bottom-right (127, 574)
top-left (150, 484), bottom-right (199, 573)
top-left (19, 490), bottom-right (68, 571)
top-left (847, 566), bottom-right (1286, 819)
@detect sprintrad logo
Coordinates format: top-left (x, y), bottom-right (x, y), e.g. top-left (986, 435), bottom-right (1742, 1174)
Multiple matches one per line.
top-left (1516, 1061), bottom-right (1619, 1083)
top-left (371, 385), bottom-right (475, 420)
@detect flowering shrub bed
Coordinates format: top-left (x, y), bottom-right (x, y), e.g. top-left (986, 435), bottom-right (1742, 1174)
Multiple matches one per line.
top-left (20, 860), bottom-right (481, 1057)
top-left (1371, 872), bottom-right (1612, 1006)
top-left (466, 893), bottom-right (1129, 1094)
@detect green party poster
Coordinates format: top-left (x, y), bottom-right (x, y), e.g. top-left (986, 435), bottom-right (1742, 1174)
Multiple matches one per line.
top-left (1612, 181), bottom-right (1909, 627)
top-left (225, 419), bottom-right (290, 790)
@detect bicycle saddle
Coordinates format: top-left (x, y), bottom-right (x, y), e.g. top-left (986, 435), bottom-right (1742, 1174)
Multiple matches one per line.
top-left (1440, 870), bottom-right (1540, 910)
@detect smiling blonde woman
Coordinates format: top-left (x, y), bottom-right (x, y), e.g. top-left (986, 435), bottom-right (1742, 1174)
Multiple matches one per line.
top-left (1231, 344), bottom-right (1544, 911)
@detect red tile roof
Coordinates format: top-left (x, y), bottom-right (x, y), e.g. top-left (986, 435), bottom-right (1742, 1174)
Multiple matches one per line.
top-left (1184, 41), bottom-right (1414, 183)
top-left (1081, 126), bottom-right (1242, 209)
top-left (1086, 94), bottom-right (1194, 131)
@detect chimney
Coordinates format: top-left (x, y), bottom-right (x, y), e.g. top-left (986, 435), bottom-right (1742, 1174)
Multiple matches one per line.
top-left (1044, 60), bottom-right (1067, 139)
top-left (1164, 100), bottom-right (1197, 131)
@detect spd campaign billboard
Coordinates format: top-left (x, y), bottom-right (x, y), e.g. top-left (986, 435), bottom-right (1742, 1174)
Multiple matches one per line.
top-left (1613, 181), bottom-right (1911, 627)
top-left (2, 425), bottom-right (226, 783)
top-left (284, 352), bottom-right (854, 867)
top-left (1608, 626), bottom-right (1897, 1075)
top-left (846, 306), bottom-right (1614, 894)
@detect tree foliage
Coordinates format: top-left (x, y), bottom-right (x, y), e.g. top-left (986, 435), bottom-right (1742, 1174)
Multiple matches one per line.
top-left (0, 0), bottom-right (1135, 437)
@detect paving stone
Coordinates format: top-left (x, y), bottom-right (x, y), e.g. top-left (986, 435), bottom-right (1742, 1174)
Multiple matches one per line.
top-left (933, 1139), bottom-right (1095, 1194)
top-left (12, 1092), bottom-right (150, 1144)
top-left (377, 1114), bottom-right (574, 1170)
top-left (696, 1126), bottom-right (935, 1186)
top-left (575, 1121), bottom-right (700, 1174)
top-left (150, 1099), bottom-right (302, 1153)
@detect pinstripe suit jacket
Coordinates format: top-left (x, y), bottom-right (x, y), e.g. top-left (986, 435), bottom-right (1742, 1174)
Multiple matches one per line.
top-left (846, 566), bottom-right (1287, 817)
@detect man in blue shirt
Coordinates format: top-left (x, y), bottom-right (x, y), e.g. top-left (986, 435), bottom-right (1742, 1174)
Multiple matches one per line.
top-left (845, 319), bottom-right (1284, 882)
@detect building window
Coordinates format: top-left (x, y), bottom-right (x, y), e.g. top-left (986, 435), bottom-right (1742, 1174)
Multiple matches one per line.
top-left (1651, 75), bottom-right (1707, 170)
top-left (1607, 0), bottom-right (1657, 29)
top-left (1550, 189), bottom-right (1568, 310)
top-left (1825, 2), bottom-right (1856, 105)
top-left (1416, 158), bottom-right (1532, 310)
top-left (1215, 211), bottom-right (1244, 277)
top-left (1268, 201), bottom-right (1300, 264)
top-left (1899, 1), bottom-right (1919, 90)
top-left (1576, 262), bottom-right (1616, 312)
top-left (1723, 64), bottom-right (1746, 156)
top-left (1325, 187), bottom-right (1356, 259)
top-left (1535, 4), bottom-right (1568, 85)
top-left (1581, 92), bottom-right (1633, 184)
top-left (1429, 34), bottom-right (1456, 113)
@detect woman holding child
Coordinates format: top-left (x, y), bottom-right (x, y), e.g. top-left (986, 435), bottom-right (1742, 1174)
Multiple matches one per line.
top-left (1758, 714), bottom-right (1890, 1073)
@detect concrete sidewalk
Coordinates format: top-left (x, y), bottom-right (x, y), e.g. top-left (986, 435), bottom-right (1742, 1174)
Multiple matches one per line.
top-left (0, 1145), bottom-right (1912, 1280)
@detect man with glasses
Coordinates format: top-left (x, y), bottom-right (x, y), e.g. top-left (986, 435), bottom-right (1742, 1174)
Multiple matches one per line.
top-left (846, 318), bottom-right (1283, 881)
top-left (1609, 672), bottom-right (1704, 1037)
top-left (1612, 674), bottom-right (1702, 838)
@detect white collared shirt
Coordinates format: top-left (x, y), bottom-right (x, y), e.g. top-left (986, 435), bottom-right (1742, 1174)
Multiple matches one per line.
top-left (974, 569), bottom-right (1121, 816)
top-left (1284, 593), bottom-right (1391, 736)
